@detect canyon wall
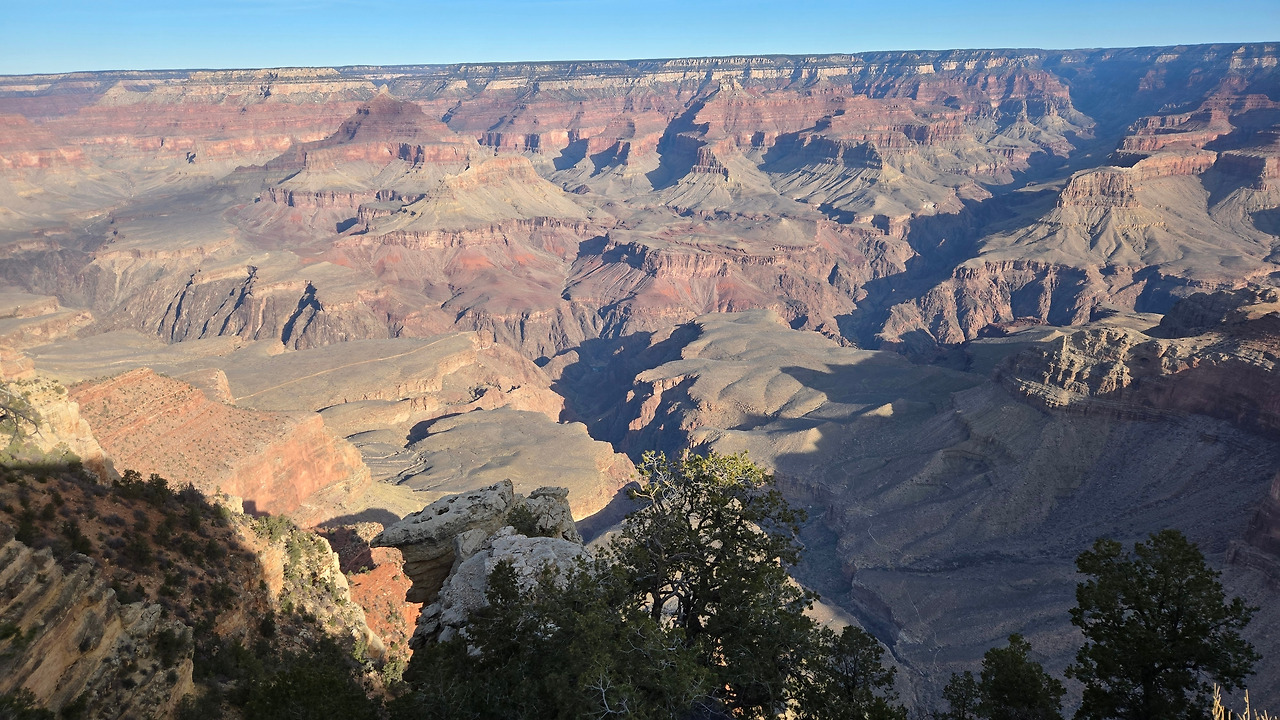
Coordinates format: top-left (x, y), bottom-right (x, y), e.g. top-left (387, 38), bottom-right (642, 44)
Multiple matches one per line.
top-left (2, 44), bottom-right (1275, 357)
top-left (69, 368), bottom-right (369, 521)
top-left (0, 524), bottom-right (194, 719)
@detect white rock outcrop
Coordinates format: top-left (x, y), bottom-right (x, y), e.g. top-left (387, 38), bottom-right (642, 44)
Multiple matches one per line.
top-left (372, 479), bottom-right (587, 645)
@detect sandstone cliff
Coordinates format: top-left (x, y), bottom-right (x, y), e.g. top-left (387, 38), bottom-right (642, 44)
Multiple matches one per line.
top-left (69, 368), bottom-right (369, 521)
top-left (6, 45), bottom-right (1274, 358)
top-left (1001, 287), bottom-right (1280, 437)
top-left (0, 348), bottom-right (111, 478)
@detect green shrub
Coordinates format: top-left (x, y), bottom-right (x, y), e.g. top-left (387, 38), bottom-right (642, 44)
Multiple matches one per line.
top-left (0, 689), bottom-right (54, 720)
top-left (505, 503), bottom-right (546, 537)
top-left (60, 520), bottom-right (92, 555)
top-left (123, 532), bottom-right (153, 568)
top-left (154, 627), bottom-right (190, 667)
top-left (253, 514), bottom-right (293, 544)
top-left (14, 509), bottom-right (36, 544)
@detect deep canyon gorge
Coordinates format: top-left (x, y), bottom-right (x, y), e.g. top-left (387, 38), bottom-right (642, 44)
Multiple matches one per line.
top-left (2, 42), bottom-right (1280, 714)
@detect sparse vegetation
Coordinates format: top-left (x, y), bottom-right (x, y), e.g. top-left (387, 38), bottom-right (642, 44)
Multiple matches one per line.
top-left (0, 689), bottom-right (54, 720)
top-left (0, 451), bottom-right (388, 718)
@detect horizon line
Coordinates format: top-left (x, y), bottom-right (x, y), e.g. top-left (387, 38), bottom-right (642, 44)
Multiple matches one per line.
top-left (3, 39), bottom-right (1277, 80)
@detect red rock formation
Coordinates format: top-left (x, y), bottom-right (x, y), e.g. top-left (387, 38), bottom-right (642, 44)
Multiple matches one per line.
top-left (0, 115), bottom-right (85, 169)
top-left (0, 45), bottom-right (1276, 361)
top-left (262, 93), bottom-right (472, 175)
top-left (567, 218), bottom-right (910, 342)
top-left (321, 524), bottom-right (419, 656)
top-left (34, 69), bottom-right (376, 166)
top-left (70, 368), bottom-right (370, 520)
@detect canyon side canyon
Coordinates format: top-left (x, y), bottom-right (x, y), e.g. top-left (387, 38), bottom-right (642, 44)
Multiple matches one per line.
top-left (2, 43), bottom-right (1280, 710)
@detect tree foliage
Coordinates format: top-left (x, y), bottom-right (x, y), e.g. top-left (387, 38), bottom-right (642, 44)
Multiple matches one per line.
top-left (395, 558), bottom-right (710, 720)
top-left (394, 450), bottom-right (905, 720)
top-left (796, 625), bottom-right (907, 720)
top-left (942, 671), bottom-right (981, 720)
top-left (943, 635), bottom-right (1063, 720)
top-left (240, 637), bottom-right (382, 720)
top-left (977, 634), bottom-right (1064, 720)
top-left (1067, 530), bottom-right (1258, 720)
top-left (606, 450), bottom-right (818, 716)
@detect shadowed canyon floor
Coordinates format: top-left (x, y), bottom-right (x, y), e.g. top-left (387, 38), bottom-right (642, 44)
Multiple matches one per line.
top-left (2, 44), bottom-right (1280, 710)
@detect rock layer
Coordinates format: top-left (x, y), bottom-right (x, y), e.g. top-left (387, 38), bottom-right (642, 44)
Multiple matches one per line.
top-left (1001, 288), bottom-right (1280, 437)
top-left (6, 45), bottom-right (1276, 357)
top-left (0, 524), bottom-right (193, 718)
top-left (69, 368), bottom-right (369, 520)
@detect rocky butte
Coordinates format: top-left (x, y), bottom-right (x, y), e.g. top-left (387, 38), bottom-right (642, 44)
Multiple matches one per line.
top-left (1, 42), bottom-right (1279, 709)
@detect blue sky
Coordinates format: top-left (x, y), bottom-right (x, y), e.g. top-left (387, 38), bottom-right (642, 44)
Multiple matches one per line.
top-left (3, 0), bottom-right (1278, 75)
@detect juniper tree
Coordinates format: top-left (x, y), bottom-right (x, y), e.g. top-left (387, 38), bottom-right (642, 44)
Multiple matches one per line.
top-left (606, 451), bottom-right (816, 716)
top-left (796, 625), bottom-right (907, 720)
top-left (1067, 530), bottom-right (1258, 720)
top-left (977, 634), bottom-right (1064, 720)
top-left (943, 634), bottom-right (1063, 720)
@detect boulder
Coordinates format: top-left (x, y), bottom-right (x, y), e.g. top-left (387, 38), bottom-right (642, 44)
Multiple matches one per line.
top-left (423, 527), bottom-right (587, 644)
top-left (371, 479), bottom-right (582, 604)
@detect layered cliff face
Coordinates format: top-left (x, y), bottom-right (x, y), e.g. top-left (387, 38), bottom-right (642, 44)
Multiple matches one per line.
top-left (0, 292), bottom-right (93, 350)
top-left (68, 368), bottom-right (370, 521)
top-left (999, 288), bottom-right (1280, 569)
top-left (5, 45), bottom-right (1275, 357)
top-left (1001, 289), bottom-right (1280, 436)
top-left (564, 215), bottom-right (910, 342)
top-left (0, 524), bottom-right (194, 719)
top-left (875, 49), bottom-right (1280, 349)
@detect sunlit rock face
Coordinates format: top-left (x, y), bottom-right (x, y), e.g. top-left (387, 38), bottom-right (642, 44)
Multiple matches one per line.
top-left (69, 367), bottom-right (371, 520)
top-left (4, 45), bottom-right (1276, 358)
top-left (371, 481), bottom-right (585, 645)
top-left (0, 524), bottom-right (195, 719)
